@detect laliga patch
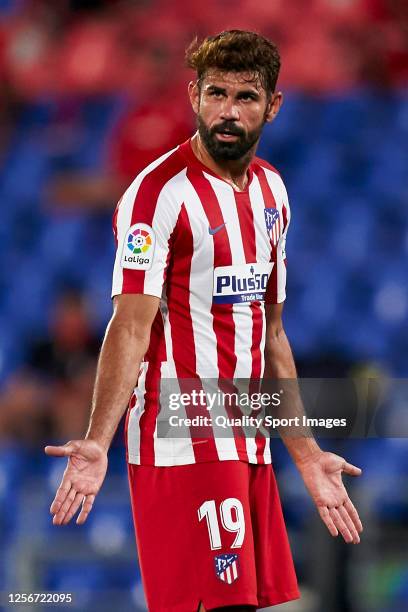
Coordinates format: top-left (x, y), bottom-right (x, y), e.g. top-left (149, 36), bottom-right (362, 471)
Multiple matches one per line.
top-left (214, 554), bottom-right (239, 584)
top-left (121, 223), bottom-right (155, 270)
top-left (213, 262), bottom-right (273, 305)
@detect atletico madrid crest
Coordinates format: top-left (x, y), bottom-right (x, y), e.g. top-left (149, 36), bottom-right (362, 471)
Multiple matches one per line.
top-left (264, 207), bottom-right (281, 246)
top-left (214, 554), bottom-right (239, 584)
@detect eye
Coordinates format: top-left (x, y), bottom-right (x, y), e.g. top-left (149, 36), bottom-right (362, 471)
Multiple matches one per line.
top-left (238, 93), bottom-right (256, 102)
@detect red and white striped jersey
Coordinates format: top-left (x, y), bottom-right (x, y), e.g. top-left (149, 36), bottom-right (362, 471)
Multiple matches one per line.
top-left (112, 139), bottom-right (290, 466)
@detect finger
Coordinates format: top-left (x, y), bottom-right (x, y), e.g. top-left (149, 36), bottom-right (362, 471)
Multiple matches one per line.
top-left (76, 495), bottom-right (95, 525)
top-left (44, 442), bottom-right (76, 457)
top-left (342, 461), bottom-right (362, 477)
top-left (318, 506), bottom-right (338, 537)
top-left (62, 492), bottom-right (84, 525)
top-left (344, 498), bottom-right (363, 533)
top-left (53, 486), bottom-right (77, 525)
top-left (329, 507), bottom-right (353, 543)
top-left (337, 504), bottom-right (360, 544)
top-left (50, 479), bottom-right (72, 514)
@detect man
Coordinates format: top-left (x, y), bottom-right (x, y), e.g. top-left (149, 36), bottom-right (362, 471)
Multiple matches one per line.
top-left (45, 30), bottom-right (363, 612)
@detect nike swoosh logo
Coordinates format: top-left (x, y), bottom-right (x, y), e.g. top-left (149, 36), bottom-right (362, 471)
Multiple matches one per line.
top-left (209, 223), bottom-right (226, 235)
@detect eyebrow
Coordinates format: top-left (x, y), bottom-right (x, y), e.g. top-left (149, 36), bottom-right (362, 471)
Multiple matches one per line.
top-left (206, 84), bottom-right (260, 97)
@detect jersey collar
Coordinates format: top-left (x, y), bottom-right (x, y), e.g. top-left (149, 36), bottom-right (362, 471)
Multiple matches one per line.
top-left (179, 138), bottom-right (254, 193)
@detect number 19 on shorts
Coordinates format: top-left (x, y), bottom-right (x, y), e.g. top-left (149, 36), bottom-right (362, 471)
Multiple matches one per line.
top-left (198, 498), bottom-right (245, 550)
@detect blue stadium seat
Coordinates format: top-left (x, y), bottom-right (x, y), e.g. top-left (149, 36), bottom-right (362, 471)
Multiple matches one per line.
top-left (87, 505), bottom-right (134, 553)
top-left (0, 446), bottom-right (29, 541)
top-left (43, 563), bottom-right (106, 608)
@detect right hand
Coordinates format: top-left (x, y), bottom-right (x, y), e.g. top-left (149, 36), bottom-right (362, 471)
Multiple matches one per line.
top-left (44, 439), bottom-right (108, 525)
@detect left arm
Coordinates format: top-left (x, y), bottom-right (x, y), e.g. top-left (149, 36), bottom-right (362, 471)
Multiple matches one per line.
top-left (264, 302), bottom-right (363, 544)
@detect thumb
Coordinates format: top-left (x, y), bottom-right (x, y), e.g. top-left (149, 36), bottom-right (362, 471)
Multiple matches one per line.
top-left (44, 441), bottom-right (78, 457)
top-left (342, 461), bottom-right (362, 477)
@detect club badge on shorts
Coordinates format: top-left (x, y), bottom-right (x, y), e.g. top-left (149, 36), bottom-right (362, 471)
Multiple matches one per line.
top-left (214, 554), bottom-right (239, 584)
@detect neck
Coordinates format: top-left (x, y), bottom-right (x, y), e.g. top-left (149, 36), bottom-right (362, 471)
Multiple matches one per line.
top-left (191, 132), bottom-right (255, 191)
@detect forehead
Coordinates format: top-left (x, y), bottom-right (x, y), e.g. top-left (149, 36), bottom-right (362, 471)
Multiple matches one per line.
top-left (201, 69), bottom-right (264, 94)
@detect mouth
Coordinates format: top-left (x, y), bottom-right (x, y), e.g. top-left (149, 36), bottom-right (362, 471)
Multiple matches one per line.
top-left (215, 131), bottom-right (240, 141)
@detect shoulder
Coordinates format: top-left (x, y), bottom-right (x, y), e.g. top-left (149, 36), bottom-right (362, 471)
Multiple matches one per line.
top-left (126, 145), bottom-right (187, 200)
top-left (115, 145), bottom-right (188, 224)
top-left (252, 156), bottom-right (289, 202)
top-left (253, 156), bottom-right (282, 178)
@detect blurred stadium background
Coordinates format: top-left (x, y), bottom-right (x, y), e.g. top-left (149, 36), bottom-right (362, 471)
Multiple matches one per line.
top-left (0, 0), bottom-right (407, 611)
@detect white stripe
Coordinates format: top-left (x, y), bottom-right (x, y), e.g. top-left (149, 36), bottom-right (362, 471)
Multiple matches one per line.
top-left (251, 172), bottom-right (287, 462)
top-left (232, 561), bottom-right (238, 580)
top-left (259, 300), bottom-right (272, 465)
top-left (263, 169), bottom-right (289, 303)
top-left (183, 176), bottom-right (219, 379)
top-left (248, 175), bottom-right (273, 377)
top-left (112, 146), bottom-right (179, 297)
top-left (226, 566), bottom-right (232, 584)
top-left (185, 176), bottom-right (239, 461)
top-left (204, 175), bottom-right (256, 460)
top-left (263, 439), bottom-right (272, 463)
top-left (156, 277), bottom-right (196, 465)
top-left (249, 174), bottom-right (279, 462)
top-left (248, 174), bottom-right (274, 260)
top-left (204, 175), bottom-right (253, 379)
top-left (150, 358), bottom-right (197, 465)
top-left (127, 362), bottom-right (148, 463)
top-left (143, 169), bottom-right (185, 298)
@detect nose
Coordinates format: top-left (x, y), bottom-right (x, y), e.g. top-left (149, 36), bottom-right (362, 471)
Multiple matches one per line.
top-left (220, 96), bottom-right (239, 121)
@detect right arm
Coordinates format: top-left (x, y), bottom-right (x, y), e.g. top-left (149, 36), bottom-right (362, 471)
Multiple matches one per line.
top-left (46, 146), bottom-right (180, 525)
top-left (44, 293), bottom-right (159, 525)
top-left (85, 293), bottom-right (159, 451)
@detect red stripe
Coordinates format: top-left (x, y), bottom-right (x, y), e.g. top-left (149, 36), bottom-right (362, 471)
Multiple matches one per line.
top-left (256, 166), bottom-right (281, 304)
top-left (234, 193), bottom-right (263, 379)
top-left (167, 204), bottom-right (218, 462)
top-left (121, 149), bottom-right (184, 294)
top-left (255, 166), bottom-right (278, 259)
top-left (255, 165), bottom-right (278, 216)
top-left (235, 192), bottom-right (266, 461)
top-left (282, 205), bottom-right (288, 270)
top-left (145, 310), bottom-right (167, 362)
top-left (138, 363), bottom-right (161, 464)
top-left (282, 203), bottom-right (288, 236)
top-left (188, 169), bottom-right (249, 461)
top-left (187, 169), bottom-right (236, 377)
top-left (253, 157), bottom-right (281, 177)
top-left (112, 195), bottom-right (123, 246)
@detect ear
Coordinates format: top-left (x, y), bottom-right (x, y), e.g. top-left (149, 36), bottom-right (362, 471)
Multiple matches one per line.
top-left (265, 91), bottom-right (283, 123)
top-left (188, 80), bottom-right (200, 115)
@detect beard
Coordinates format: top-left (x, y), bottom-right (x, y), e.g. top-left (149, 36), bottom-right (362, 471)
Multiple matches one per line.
top-left (197, 114), bottom-right (265, 162)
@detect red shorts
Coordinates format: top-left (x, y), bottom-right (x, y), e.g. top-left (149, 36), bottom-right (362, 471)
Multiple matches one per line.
top-left (128, 461), bottom-right (299, 612)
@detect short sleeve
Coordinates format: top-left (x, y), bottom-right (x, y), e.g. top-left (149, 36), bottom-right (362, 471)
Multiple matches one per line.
top-left (264, 182), bottom-right (290, 304)
top-left (111, 175), bottom-right (182, 300)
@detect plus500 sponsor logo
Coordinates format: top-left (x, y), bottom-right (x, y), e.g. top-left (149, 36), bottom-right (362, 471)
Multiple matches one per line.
top-left (217, 272), bottom-right (269, 294)
top-left (213, 263), bottom-right (273, 304)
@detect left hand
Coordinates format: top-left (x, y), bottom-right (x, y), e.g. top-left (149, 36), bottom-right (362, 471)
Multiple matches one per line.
top-left (296, 451), bottom-right (363, 544)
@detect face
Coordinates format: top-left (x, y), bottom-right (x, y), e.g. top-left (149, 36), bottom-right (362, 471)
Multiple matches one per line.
top-left (189, 69), bottom-right (282, 162)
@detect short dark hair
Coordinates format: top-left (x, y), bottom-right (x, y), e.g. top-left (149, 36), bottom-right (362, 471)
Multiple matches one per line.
top-left (186, 30), bottom-right (281, 96)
